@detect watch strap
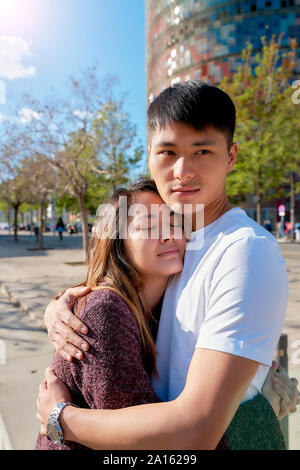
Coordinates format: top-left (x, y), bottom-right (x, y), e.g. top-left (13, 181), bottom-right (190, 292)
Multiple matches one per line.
top-left (47, 401), bottom-right (77, 445)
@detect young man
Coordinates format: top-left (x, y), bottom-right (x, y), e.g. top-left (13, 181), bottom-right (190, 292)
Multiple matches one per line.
top-left (37, 81), bottom-right (298, 449)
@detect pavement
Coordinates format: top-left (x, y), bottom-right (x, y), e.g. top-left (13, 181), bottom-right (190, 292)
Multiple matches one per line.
top-left (0, 230), bottom-right (299, 449)
top-left (0, 231), bottom-right (86, 450)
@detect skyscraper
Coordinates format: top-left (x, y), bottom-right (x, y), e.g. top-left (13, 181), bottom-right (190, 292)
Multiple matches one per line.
top-left (146, 0), bottom-right (300, 102)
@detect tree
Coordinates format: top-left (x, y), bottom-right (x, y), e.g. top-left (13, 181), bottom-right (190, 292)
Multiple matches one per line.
top-left (92, 100), bottom-right (144, 190)
top-left (0, 124), bottom-right (31, 241)
top-left (21, 154), bottom-right (56, 249)
top-left (221, 35), bottom-right (297, 225)
top-left (0, 175), bottom-right (29, 241)
top-left (25, 67), bottom-right (144, 259)
top-left (272, 85), bottom-right (300, 240)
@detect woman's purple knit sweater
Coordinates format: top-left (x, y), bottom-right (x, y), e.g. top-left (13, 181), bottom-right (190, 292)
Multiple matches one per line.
top-left (35, 288), bottom-right (160, 450)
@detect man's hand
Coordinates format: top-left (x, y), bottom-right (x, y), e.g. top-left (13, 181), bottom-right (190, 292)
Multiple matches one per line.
top-left (262, 361), bottom-right (299, 420)
top-left (44, 286), bottom-right (91, 361)
top-left (36, 367), bottom-right (73, 435)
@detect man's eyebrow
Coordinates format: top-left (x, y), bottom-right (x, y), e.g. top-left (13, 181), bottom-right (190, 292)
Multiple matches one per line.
top-left (154, 139), bottom-right (217, 147)
top-left (191, 139), bottom-right (217, 146)
top-left (154, 141), bottom-right (177, 147)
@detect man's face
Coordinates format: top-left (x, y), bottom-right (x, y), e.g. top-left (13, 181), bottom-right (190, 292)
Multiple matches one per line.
top-left (148, 122), bottom-right (238, 216)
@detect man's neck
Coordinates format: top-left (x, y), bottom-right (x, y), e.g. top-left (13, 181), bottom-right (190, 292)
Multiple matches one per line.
top-left (192, 195), bottom-right (233, 232)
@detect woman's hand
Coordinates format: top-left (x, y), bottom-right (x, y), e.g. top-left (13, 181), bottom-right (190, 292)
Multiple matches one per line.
top-left (36, 367), bottom-right (73, 435)
top-left (44, 286), bottom-right (91, 362)
top-left (262, 361), bottom-right (299, 419)
top-left (272, 364), bottom-right (299, 420)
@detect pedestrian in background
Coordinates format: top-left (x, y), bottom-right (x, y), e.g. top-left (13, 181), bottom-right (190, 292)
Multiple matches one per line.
top-left (34, 224), bottom-right (39, 242)
top-left (295, 222), bottom-right (300, 242)
top-left (56, 217), bottom-right (65, 241)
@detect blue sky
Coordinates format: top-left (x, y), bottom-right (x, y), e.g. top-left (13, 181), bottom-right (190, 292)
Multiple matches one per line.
top-left (0, 0), bottom-right (147, 162)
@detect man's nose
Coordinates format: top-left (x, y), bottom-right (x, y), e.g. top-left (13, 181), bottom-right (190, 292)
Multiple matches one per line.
top-left (173, 156), bottom-right (195, 182)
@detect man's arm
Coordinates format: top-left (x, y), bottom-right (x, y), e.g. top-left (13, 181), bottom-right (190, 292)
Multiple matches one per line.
top-left (44, 286), bottom-right (91, 362)
top-left (39, 348), bottom-right (259, 450)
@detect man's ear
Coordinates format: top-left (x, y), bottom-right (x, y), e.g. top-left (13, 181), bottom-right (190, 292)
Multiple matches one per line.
top-left (228, 142), bottom-right (238, 172)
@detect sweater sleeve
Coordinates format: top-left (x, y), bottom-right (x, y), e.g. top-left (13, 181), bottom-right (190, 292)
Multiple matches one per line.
top-left (68, 290), bottom-right (161, 410)
top-left (225, 394), bottom-right (286, 450)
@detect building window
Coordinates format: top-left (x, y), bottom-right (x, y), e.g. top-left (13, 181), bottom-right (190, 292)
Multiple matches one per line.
top-left (281, 0), bottom-right (287, 6)
top-left (251, 3), bottom-right (257, 11)
top-left (289, 0), bottom-right (294, 5)
top-left (265, 1), bottom-right (272, 6)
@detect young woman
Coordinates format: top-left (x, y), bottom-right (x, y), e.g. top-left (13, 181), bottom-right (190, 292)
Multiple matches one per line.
top-left (36, 180), bottom-right (186, 450)
top-left (36, 180), bottom-right (293, 450)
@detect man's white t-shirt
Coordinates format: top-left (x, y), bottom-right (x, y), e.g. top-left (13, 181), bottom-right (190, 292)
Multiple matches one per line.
top-left (152, 207), bottom-right (289, 404)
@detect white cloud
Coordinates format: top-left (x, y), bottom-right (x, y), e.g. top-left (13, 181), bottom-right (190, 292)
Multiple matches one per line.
top-left (0, 36), bottom-right (36, 80)
top-left (0, 109), bottom-right (42, 125)
top-left (73, 110), bottom-right (86, 120)
top-left (73, 109), bottom-right (93, 120)
top-left (0, 112), bottom-right (9, 122)
top-left (19, 108), bottom-right (42, 124)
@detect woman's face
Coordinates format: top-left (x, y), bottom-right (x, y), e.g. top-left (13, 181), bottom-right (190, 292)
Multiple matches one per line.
top-left (123, 191), bottom-right (186, 280)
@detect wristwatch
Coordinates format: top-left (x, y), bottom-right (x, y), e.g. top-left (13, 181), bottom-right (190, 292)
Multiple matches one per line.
top-left (47, 401), bottom-right (77, 445)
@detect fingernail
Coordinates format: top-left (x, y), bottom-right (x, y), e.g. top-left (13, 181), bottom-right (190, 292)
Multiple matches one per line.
top-left (76, 352), bottom-right (82, 359)
top-left (80, 326), bottom-right (88, 334)
top-left (81, 342), bottom-right (88, 351)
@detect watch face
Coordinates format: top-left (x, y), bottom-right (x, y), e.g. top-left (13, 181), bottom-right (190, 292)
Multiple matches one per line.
top-left (47, 422), bottom-right (62, 444)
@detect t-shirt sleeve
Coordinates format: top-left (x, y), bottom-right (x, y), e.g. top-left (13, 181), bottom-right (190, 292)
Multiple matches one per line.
top-left (69, 292), bottom-right (161, 409)
top-left (196, 236), bottom-right (289, 366)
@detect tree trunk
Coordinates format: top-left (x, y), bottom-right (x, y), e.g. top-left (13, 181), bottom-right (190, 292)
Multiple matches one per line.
top-left (7, 206), bottom-right (11, 234)
top-left (78, 194), bottom-right (89, 263)
top-left (13, 204), bottom-right (20, 242)
top-left (256, 192), bottom-right (262, 226)
top-left (38, 204), bottom-right (45, 250)
top-left (290, 172), bottom-right (295, 242)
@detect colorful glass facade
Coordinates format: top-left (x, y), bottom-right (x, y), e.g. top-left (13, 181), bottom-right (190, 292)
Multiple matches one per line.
top-left (146, 0), bottom-right (300, 101)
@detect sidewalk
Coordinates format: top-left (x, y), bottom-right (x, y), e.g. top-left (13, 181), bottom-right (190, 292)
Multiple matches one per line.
top-left (0, 231), bottom-right (299, 449)
top-left (0, 231), bottom-right (87, 326)
top-left (0, 292), bottom-right (52, 449)
top-left (0, 231), bottom-right (86, 450)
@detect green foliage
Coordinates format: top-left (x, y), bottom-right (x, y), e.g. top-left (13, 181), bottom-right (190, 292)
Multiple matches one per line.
top-left (0, 200), bottom-right (8, 211)
top-left (92, 100), bottom-right (144, 190)
top-left (221, 35), bottom-right (298, 222)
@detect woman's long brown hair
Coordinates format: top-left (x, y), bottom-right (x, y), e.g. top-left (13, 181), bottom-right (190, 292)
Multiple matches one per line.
top-left (56, 180), bottom-right (160, 376)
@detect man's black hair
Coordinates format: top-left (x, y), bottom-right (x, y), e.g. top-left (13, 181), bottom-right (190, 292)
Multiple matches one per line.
top-left (147, 80), bottom-right (236, 147)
